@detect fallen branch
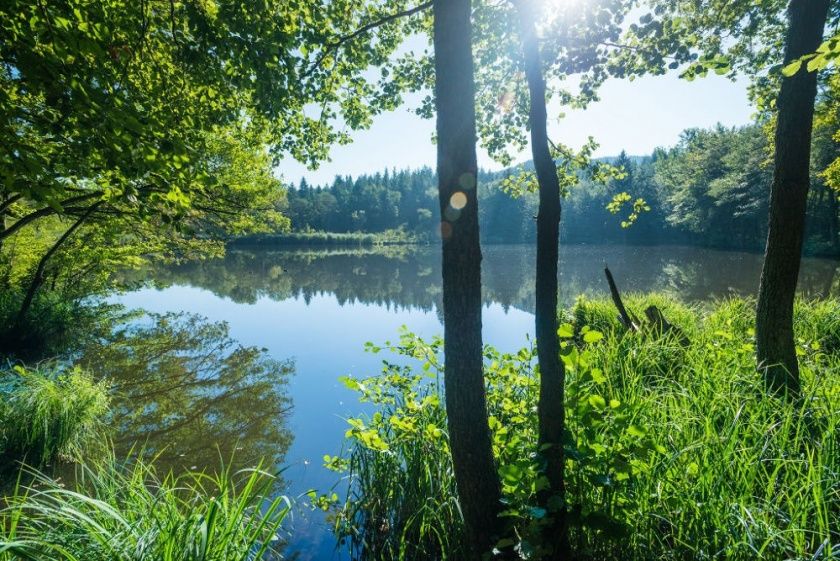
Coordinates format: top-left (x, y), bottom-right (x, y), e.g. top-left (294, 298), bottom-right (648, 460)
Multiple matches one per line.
top-left (603, 266), bottom-right (690, 344)
top-left (604, 265), bottom-right (639, 331)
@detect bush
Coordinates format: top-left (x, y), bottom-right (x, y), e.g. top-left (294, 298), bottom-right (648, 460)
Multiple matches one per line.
top-left (324, 333), bottom-right (463, 561)
top-left (0, 456), bottom-right (291, 561)
top-left (0, 291), bottom-right (114, 361)
top-left (0, 364), bottom-right (109, 468)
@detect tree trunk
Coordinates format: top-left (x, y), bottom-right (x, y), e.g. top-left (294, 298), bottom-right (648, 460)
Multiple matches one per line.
top-left (756, 0), bottom-right (829, 397)
top-left (515, 1), bottom-right (570, 558)
top-left (432, 0), bottom-right (503, 557)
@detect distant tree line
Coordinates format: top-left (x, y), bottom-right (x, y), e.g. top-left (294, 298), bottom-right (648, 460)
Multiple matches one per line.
top-left (284, 124), bottom-right (840, 255)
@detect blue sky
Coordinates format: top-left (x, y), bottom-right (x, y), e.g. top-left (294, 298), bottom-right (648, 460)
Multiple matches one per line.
top-left (278, 72), bottom-right (755, 187)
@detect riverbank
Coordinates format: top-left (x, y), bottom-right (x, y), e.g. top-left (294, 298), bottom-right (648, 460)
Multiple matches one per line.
top-left (230, 230), bottom-right (840, 257)
top-left (330, 294), bottom-right (840, 560)
top-left (230, 229), bottom-right (426, 248)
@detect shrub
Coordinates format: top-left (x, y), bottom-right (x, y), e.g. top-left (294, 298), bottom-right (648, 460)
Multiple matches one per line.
top-left (0, 456), bottom-right (291, 561)
top-left (0, 291), bottom-right (114, 360)
top-left (0, 364), bottom-right (109, 468)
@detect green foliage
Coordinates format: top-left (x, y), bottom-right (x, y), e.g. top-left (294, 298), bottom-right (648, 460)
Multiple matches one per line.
top-left (0, 364), bottom-right (109, 467)
top-left (0, 0), bottom-right (414, 214)
top-left (653, 125), bottom-right (772, 247)
top-left (781, 31), bottom-right (840, 76)
top-left (282, 123), bottom-right (839, 253)
top-left (0, 456), bottom-right (290, 561)
top-left (326, 332), bottom-right (462, 560)
top-left (0, 290), bottom-right (115, 360)
top-left (328, 298), bottom-right (840, 560)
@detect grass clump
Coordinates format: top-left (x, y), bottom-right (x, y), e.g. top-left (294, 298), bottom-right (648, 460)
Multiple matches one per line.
top-left (565, 295), bottom-right (839, 560)
top-left (0, 456), bottom-right (291, 561)
top-left (329, 297), bottom-right (840, 561)
top-left (0, 364), bottom-right (109, 468)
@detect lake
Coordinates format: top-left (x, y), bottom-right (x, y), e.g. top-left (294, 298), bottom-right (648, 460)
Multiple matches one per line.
top-left (108, 244), bottom-right (837, 559)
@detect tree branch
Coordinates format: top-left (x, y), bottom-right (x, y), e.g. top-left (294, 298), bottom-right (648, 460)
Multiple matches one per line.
top-left (302, 1), bottom-right (432, 78)
top-left (0, 192), bottom-right (104, 241)
top-left (16, 202), bottom-right (103, 325)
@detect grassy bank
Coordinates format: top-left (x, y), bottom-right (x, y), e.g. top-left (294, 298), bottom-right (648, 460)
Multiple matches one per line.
top-left (230, 228), bottom-right (424, 248)
top-left (0, 336), bottom-right (292, 561)
top-left (327, 296), bottom-right (839, 560)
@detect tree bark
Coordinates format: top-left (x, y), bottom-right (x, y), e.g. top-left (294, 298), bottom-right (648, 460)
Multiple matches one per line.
top-left (515, 1), bottom-right (570, 558)
top-left (432, 0), bottom-right (503, 557)
top-left (756, 0), bottom-right (829, 397)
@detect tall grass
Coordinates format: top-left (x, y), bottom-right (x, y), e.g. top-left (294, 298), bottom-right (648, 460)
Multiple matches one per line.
top-left (0, 365), bottom-right (109, 467)
top-left (565, 295), bottom-right (839, 560)
top-left (0, 456), bottom-right (291, 561)
top-left (331, 297), bottom-right (840, 560)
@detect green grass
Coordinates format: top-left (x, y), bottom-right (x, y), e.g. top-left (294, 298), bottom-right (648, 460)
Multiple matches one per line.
top-left (330, 297), bottom-right (840, 560)
top-left (327, 336), bottom-right (463, 560)
top-left (564, 295), bottom-right (839, 559)
top-left (0, 455), bottom-right (291, 561)
top-left (0, 365), bottom-right (109, 468)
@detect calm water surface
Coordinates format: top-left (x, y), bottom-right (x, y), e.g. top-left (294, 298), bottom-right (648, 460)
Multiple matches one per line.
top-left (107, 244), bottom-right (837, 559)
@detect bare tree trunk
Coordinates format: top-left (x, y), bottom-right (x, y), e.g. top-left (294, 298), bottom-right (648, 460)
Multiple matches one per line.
top-left (756, 0), bottom-right (829, 397)
top-left (432, 0), bottom-right (503, 557)
top-left (515, 1), bottom-right (570, 558)
top-left (16, 203), bottom-right (100, 326)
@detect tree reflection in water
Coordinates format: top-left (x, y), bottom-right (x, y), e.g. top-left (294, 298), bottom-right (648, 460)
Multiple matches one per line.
top-left (77, 312), bottom-right (294, 478)
top-left (138, 245), bottom-right (840, 313)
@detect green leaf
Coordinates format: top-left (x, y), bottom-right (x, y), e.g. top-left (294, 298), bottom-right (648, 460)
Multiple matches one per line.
top-left (557, 323), bottom-right (574, 338)
top-left (781, 59), bottom-right (802, 77)
top-left (583, 330), bottom-right (604, 343)
top-left (590, 368), bottom-right (607, 384)
top-left (626, 424), bottom-right (647, 438)
top-left (588, 394), bottom-right (607, 410)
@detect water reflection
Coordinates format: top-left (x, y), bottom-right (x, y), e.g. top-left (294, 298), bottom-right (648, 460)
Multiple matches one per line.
top-left (76, 312), bottom-right (294, 476)
top-left (138, 245), bottom-right (839, 313)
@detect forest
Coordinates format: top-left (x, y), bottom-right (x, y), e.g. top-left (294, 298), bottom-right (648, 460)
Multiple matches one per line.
top-left (283, 124), bottom-right (840, 254)
top-left (1, 0), bottom-right (839, 560)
